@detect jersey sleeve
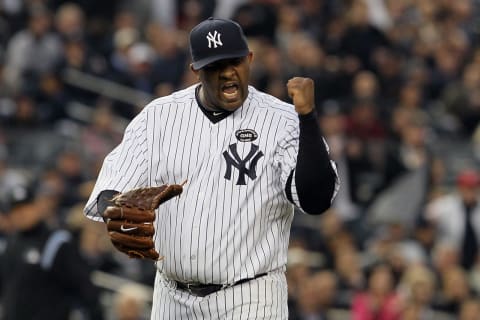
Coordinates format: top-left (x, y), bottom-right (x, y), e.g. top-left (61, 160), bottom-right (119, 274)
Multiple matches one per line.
top-left (84, 111), bottom-right (149, 221)
top-left (274, 123), bottom-right (301, 204)
top-left (275, 113), bottom-right (339, 214)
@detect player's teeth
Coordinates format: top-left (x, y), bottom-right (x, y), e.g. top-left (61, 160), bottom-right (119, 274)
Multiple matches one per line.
top-left (223, 85), bottom-right (238, 95)
top-left (224, 92), bottom-right (237, 98)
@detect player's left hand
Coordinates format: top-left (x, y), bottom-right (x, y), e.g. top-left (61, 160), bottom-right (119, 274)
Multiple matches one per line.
top-left (103, 183), bottom-right (185, 260)
top-left (287, 77), bottom-right (315, 115)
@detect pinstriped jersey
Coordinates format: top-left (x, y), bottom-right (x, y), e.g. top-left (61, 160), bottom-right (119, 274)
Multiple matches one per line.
top-left (84, 84), bottom-right (335, 284)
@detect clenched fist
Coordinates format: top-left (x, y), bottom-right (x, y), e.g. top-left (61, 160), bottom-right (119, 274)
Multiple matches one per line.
top-left (287, 77), bottom-right (315, 115)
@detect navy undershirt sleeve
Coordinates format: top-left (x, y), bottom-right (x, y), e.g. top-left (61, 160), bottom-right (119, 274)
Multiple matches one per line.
top-left (97, 190), bottom-right (120, 221)
top-left (286, 111), bottom-right (337, 215)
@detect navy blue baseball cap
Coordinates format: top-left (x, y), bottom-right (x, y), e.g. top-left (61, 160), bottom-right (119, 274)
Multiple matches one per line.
top-left (189, 17), bottom-right (249, 70)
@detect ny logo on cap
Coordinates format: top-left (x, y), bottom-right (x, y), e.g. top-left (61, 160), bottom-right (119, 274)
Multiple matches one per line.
top-left (206, 30), bottom-right (223, 48)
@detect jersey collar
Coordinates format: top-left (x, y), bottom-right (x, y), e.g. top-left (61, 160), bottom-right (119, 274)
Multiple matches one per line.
top-left (195, 85), bottom-right (233, 124)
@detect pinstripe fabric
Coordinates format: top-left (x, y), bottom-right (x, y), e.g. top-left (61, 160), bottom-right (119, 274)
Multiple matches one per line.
top-left (151, 270), bottom-right (288, 319)
top-left (84, 84), bottom-right (337, 318)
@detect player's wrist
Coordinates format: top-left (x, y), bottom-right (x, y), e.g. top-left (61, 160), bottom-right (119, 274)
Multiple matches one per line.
top-left (297, 109), bottom-right (318, 121)
top-left (295, 108), bottom-right (314, 115)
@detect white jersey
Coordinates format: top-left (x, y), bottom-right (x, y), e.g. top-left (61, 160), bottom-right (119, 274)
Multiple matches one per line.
top-left (85, 84), bottom-right (326, 284)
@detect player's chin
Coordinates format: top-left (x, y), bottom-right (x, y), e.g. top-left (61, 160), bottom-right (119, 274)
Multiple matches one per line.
top-left (218, 92), bottom-right (245, 111)
top-left (219, 99), bottom-right (243, 111)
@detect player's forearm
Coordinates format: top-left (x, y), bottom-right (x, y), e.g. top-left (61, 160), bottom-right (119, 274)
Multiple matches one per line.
top-left (295, 110), bottom-right (337, 214)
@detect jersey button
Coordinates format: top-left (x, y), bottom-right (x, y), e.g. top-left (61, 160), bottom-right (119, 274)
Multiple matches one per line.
top-left (190, 255), bottom-right (196, 260)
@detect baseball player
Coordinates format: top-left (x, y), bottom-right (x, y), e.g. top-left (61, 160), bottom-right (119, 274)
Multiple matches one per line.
top-left (84, 17), bottom-right (339, 319)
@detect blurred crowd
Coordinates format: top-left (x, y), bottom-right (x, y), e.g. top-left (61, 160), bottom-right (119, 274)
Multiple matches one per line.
top-left (1, 0), bottom-right (480, 319)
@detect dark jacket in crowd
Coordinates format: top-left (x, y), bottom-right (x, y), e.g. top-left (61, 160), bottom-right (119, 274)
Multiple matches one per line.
top-left (0, 221), bottom-right (104, 320)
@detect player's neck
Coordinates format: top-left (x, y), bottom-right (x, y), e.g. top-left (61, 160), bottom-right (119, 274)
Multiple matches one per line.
top-left (197, 85), bottom-right (221, 112)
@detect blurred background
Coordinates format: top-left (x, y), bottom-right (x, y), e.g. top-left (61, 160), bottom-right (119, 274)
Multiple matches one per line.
top-left (1, 0), bottom-right (480, 319)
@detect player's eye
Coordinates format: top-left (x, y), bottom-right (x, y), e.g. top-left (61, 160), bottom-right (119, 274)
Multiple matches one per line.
top-left (230, 57), bottom-right (244, 66)
top-left (204, 57), bottom-right (245, 71)
top-left (203, 63), bottom-right (219, 71)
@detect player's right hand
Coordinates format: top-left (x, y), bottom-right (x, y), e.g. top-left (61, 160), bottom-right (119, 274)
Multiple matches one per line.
top-left (287, 77), bottom-right (315, 115)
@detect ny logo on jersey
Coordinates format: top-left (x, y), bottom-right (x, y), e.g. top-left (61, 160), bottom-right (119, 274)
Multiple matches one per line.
top-left (206, 30), bottom-right (223, 48)
top-left (223, 143), bottom-right (264, 185)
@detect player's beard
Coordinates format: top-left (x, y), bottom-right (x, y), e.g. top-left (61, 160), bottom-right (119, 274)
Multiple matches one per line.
top-left (200, 82), bottom-right (248, 112)
top-left (217, 81), bottom-right (246, 110)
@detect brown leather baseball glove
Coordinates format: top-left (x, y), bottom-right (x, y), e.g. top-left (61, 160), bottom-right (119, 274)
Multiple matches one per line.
top-left (102, 183), bottom-right (184, 260)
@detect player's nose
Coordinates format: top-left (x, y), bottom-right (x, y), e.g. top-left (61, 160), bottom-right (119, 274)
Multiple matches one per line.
top-left (219, 63), bottom-right (236, 77)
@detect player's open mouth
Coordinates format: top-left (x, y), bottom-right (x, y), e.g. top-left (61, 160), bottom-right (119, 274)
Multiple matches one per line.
top-left (221, 83), bottom-right (239, 100)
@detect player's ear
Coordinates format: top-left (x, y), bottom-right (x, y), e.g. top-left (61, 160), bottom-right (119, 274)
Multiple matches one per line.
top-left (190, 63), bottom-right (200, 80)
top-left (247, 51), bottom-right (253, 64)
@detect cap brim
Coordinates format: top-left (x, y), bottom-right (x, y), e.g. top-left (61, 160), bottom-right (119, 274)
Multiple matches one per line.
top-left (191, 50), bottom-right (249, 70)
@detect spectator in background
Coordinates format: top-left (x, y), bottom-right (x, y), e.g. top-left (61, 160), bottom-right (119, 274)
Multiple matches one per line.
top-left (275, 2), bottom-right (304, 52)
top-left (56, 149), bottom-right (86, 196)
top-left (56, 35), bottom-right (108, 107)
top-left (213, 0), bottom-right (248, 20)
top-left (109, 27), bottom-right (139, 79)
top-left (284, 32), bottom-right (347, 110)
top-left (145, 23), bottom-right (189, 93)
top-left (396, 81), bottom-right (425, 111)
top-left (3, 4), bottom-right (62, 94)
top-left (412, 216), bottom-right (437, 254)
top-left (290, 270), bottom-right (338, 320)
top-left (344, 98), bottom-right (386, 188)
top-left (349, 71), bottom-right (381, 108)
top-left (5, 93), bottom-right (43, 128)
top-left (64, 204), bottom-right (121, 277)
top-left (112, 283), bottom-right (151, 320)
top-left (397, 264), bottom-right (438, 319)
top-left (177, 0), bottom-right (215, 31)
top-left (434, 265), bottom-right (472, 315)
top-left (345, 98), bottom-right (386, 145)
top-left (249, 40), bottom-right (287, 99)
top-left (442, 63), bottom-right (480, 136)
top-left (34, 71), bottom-right (69, 123)
top-left (0, 145), bottom-right (29, 211)
top-left (340, 0), bottom-right (390, 71)
top-left (458, 298), bottom-right (480, 320)
top-left (365, 219), bottom-right (426, 279)
top-left (366, 110), bottom-right (437, 232)
top-left (427, 7), bottom-right (471, 100)
top-left (334, 245), bottom-right (366, 309)
top-left (80, 101), bottom-right (124, 173)
top-left (383, 111), bottom-right (431, 188)
top-left (123, 42), bottom-right (157, 94)
top-left (297, 0), bottom-right (334, 41)
top-left (319, 100), bottom-right (380, 223)
top-left (425, 169), bottom-right (480, 271)
top-left (286, 245), bottom-right (312, 317)
top-left (0, 181), bottom-right (104, 320)
top-left (351, 263), bottom-right (401, 320)
top-left (231, 0), bottom-right (279, 43)
top-left (54, 2), bottom-right (85, 41)
top-left (50, 0), bottom-right (120, 50)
